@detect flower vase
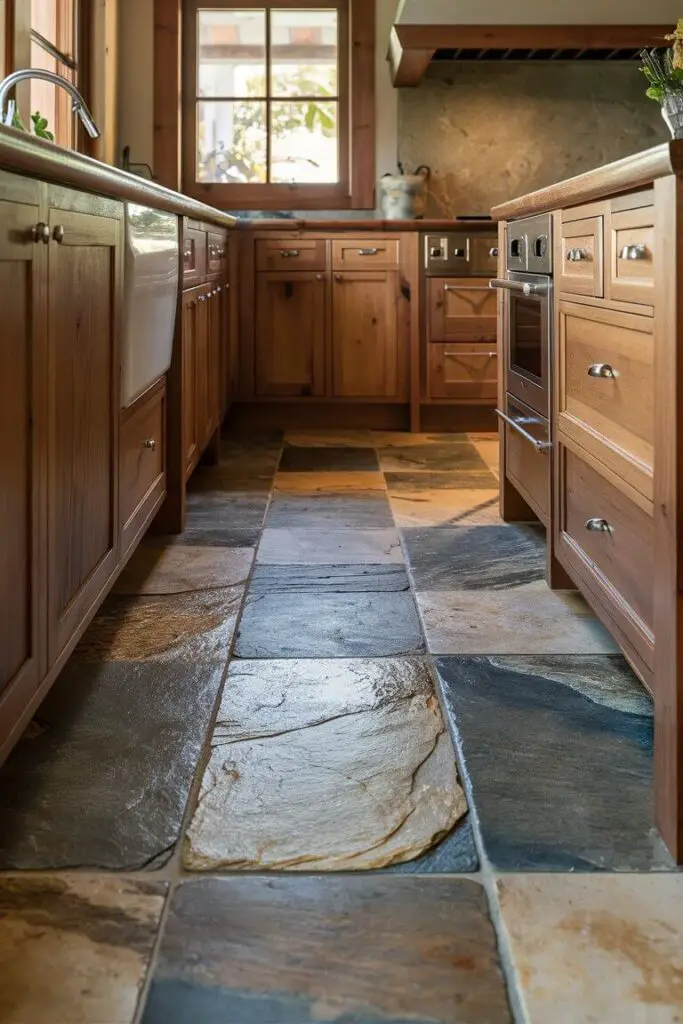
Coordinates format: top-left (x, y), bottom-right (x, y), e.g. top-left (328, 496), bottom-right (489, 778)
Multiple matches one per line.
top-left (661, 90), bottom-right (683, 139)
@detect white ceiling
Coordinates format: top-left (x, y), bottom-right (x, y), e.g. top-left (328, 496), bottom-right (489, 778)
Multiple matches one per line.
top-left (395, 0), bottom-right (683, 25)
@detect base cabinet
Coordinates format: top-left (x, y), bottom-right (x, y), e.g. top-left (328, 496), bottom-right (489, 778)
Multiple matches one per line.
top-left (255, 272), bottom-right (326, 397)
top-left (332, 271), bottom-right (404, 398)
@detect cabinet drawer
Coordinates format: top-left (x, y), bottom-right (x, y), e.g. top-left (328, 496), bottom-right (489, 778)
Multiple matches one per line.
top-left (207, 230), bottom-right (228, 277)
top-left (183, 226), bottom-right (207, 285)
top-left (120, 384), bottom-right (165, 546)
top-left (256, 239), bottom-right (326, 272)
top-left (558, 302), bottom-right (653, 500)
top-left (428, 278), bottom-right (497, 343)
top-left (331, 238), bottom-right (400, 270)
top-left (503, 395), bottom-right (550, 525)
top-left (559, 445), bottom-right (654, 640)
top-left (428, 343), bottom-right (497, 400)
top-left (607, 204), bottom-right (654, 305)
top-left (557, 215), bottom-right (603, 297)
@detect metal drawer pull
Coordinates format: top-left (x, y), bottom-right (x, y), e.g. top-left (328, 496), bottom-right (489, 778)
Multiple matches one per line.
top-left (444, 351), bottom-right (497, 357)
top-left (585, 518), bottom-right (611, 533)
top-left (489, 247), bottom-right (499, 257)
top-left (619, 243), bottom-right (649, 261)
top-left (588, 363), bottom-right (618, 379)
top-left (53, 224), bottom-right (65, 244)
top-left (358, 247), bottom-right (381, 256)
top-left (490, 278), bottom-right (548, 297)
top-left (444, 284), bottom-right (492, 292)
top-left (452, 248), bottom-right (467, 258)
top-left (143, 438), bottom-right (157, 451)
top-left (566, 247), bottom-right (589, 262)
top-left (495, 409), bottom-right (552, 452)
top-left (280, 249), bottom-right (300, 257)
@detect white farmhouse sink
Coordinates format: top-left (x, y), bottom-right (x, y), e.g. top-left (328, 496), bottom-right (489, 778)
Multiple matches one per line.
top-left (121, 203), bottom-right (179, 408)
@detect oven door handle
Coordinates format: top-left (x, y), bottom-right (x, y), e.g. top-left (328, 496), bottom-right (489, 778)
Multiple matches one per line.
top-left (490, 278), bottom-right (548, 298)
top-left (496, 409), bottom-right (553, 452)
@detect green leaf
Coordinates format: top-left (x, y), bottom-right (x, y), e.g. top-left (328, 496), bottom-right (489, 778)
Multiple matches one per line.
top-left (646, 84), bottom-right (665, 101)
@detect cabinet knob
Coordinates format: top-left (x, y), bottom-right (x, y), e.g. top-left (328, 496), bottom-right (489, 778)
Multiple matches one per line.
top-left (566, 247), bottom-right (588, 262)
top-left (587, 363), bottom-right (618, 379)
top-left (489, 247), bottom-right (499, 258)
top-left (32, 222), bottom-right (50, 244)
top-left (585, 518), bottom-right (611, 533)
top-left (143, 438), bottom-right (157, 451)
top-left (280, 249), bottom-right (300, 258)
top-left (198, 294), bottom-right (206, 302)
top-left (184, 248), bottom-right (192, 261)
top-left (334, 273), bottom-right (343, 282)
top-left (53, 224), bottom-right (65, 244)
top-left (316, 273), bottom-right (325, 281)
top-left (216, 285), bottom-right (222, 292)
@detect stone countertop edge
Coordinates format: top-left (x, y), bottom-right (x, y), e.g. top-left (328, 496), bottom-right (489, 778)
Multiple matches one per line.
top-left (491, 140), bottom-right (683, 222)
top-left (0, 124), bottom-right (237, 229)
top-left (235, 218), bottom-right (497, 231)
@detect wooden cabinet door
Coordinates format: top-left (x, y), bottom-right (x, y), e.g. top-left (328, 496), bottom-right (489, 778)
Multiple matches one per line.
top-left (218, 282), bottom-right (231, 417)
top-left (47, 205), bottom-right (121, 665)
top-left (195, 288), bottom-right (216, 451)
top-left (255, 272), bottom-right (326, 397)
top-left (332, 271), bottom-right (403, 398)
top-left (0, 193), bottom-right (46, 713)
top-left (427, 278), bottom-right (497, 343)
top-left (181, 288), bottom-right (200, 473)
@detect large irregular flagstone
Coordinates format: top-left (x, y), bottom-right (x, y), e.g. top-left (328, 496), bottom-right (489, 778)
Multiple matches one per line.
top-left (184, 658), bottom-right (467, 871)
top-left (115, 546), bottom-right (253, 596)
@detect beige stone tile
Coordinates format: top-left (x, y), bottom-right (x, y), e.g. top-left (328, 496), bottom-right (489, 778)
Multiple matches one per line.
top-left (417, 581), bottom-right (619, 655)
top-left (0, 875), bottom-right (165, 1024)
top-left (390, 488), bottom-right (502, 527)
top-left (498, 874), bottom-right (683, 1024)
top-left (257, 528), bottom-right (404, 565)
top-left (370, 431), bottom-right (471, 447)
top-left (284, 430), bottom-right (375, 447)
top-left (115, 545), bottom-right (254, 595)
top-left (184, 658), bottom-right (467, 871)
top-left (273, 471), bottom-right (386, 493)
top-left (471, 439), bottom-right (500, 476)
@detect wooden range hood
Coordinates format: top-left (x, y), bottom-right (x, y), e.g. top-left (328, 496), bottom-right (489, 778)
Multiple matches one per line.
top-left (389, 24), bottom-right (671, 86)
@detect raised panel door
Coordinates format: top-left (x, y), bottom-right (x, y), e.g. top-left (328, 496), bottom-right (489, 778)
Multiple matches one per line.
top-left (255, 272), bottom-right (326, 397)
top-left (182, 288), bottom-right (200, 474)
top-left (332, 271), bottom-right (403, 399)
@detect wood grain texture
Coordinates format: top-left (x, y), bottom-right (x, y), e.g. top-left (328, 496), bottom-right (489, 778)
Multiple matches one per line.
top-left (428, 345), bottom-right (497, 402)
top-left (350, 0), bottom-right (375, 209)
top-left (556, 214), bottom-right (604, 299)
top-left (332, 271), bottom-right (403, 399)
top-left (255, 273), bottom-right (327, 398)
top-left (606, 202), bottom-right (656, 306)
top-left (153, 0), bottom-right (182, 192)
top-left (428, 277), bottom-right (497, 343)
top-left (120, 381), bottom-right (166, 557)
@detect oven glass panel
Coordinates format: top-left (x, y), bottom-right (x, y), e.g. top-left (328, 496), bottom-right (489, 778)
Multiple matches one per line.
top-left (509, 293), bottom-right (542, 381)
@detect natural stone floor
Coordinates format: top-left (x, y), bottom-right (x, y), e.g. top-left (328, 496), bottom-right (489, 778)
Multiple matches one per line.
top-left (0, 427), bottom-right (680, 1023)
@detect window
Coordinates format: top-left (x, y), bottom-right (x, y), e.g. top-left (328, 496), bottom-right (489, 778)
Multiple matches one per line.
top-left (182, 0), bottom-right (375, 209)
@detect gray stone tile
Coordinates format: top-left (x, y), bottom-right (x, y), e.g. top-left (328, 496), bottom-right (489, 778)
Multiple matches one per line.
top-left (378, 443), bottom-right (489, 472)
top-left (404, 524), bottom-right (546, 591)
top-left (0, 661), bottom-right (224, 869)
top-left (435, 655), bottom-right (675, 871)
top-left (258, 528), bottom-right (403, 565)
top-left (386, 817), bottom-right (479, 874)
top-left (418, 582), bottom-right (619, 655)
top-left (141, 877), bottom-right (511, 1023)
top-left (279, 445), bottom-right (380, 472)
top-left (184, 658), bottom-right (466, 871)
top-left (0, 876), bottom-right (166, 1024)
top-left (235, 591), bottom-right (425, 658)
top-left (115, 546), bottom-right (253, 596)
top-left (266, 491), bottom-right (394, 528)
top-left (156, 527), bottom-right (262, 548)
top-left (248, 564), bottom-right (410, 595)
top-left (185, 490), bottom-right (270, 531)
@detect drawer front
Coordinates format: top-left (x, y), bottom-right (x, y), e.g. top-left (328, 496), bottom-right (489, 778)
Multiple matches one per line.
top-left (120, 385), bottom-right (165, 531)
top-left (558, 302), bottom-right (653, 499)
top-left (428, 278), bottom-right (497, 343)
top-left (557, 216), bottom-right (603, 297)
top-left (207, 230), bottom-right (228, 276)
top-left (183, 226), bottom-right (207, 285)
top-left (607, 205), bottom-right (654, 305)
top-left (503, 396), bottom-right (550, 525)
top-left (560, 445), bottom-right (654, 635)
top-left (331, 238), bottom-right (400, 270)
top-left (256, 239), bottom-right (326, 272)
top-left (428, 343), bottom-right (497, 400)
top-left (470, 236), bottom-right (500, 276)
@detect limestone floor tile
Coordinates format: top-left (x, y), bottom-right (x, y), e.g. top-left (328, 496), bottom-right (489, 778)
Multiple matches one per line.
top-left (435, 655), bottom-right (674, 871)
top-left (498, 874), bottom-right (683, 1023)
top-left (284, 430), bottom-right (375, 447)
top-left (0, 661), bottom-right (224, 869)
top-left (371, 431), bottom-right (471, 446)
top-left (403, 524), bottom-right (546, 591)
top-left (184, 658), bottom-right (466, 871)
top-left (390, 489), bottom-right (502, 527)
top-left (154, 526), bottom-right (262, 549)
top-left (141, 877), bottom-right (511, 1024)
top-left (235, 591), bottom-right (425, 658)
top-left (248, 563), bottom-right (410, 594)
top-left (279, 445), bottom-right (380, 472)
top-left (115, 545), bottom-right (254, 595)
top-left (471, 439), bottom-right (500, 476)
top-left (273, 470), bottom-right (386, 492)
top-left (378, 442), bottom-right (489, 472)
top-left (74, 587), bottom-right (244, 662)
top-left (266, 491), bottom-right (395, 529)
top-left (0, 876), bottom-right (166, 1024)
top-left (418, 581), bottom-right (619, 656)
top-left (257, 528), bottom-right (403, 565)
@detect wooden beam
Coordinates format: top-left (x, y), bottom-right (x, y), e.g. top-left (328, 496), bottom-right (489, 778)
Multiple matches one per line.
top-left (350, 0), bottom-right (375, 208)
top-left (153, 0), bottom-right (182, 191)
top-left (388, 25), bottom-right (434, 87)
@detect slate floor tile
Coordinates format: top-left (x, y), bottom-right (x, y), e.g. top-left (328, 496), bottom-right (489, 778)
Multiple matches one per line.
top-left (471, 439), bottom-right (500, 476)
top-left (74, 587), bottom-right (244, 663)
top-left (0, 661), bottom-right (224, 869)
top-left (386, 469), bottom-right (499, 492)
top-left (235, 591), bottom-right (425, 658)
top-left (418, 581), bottom-right (619, 655)
top-left (154, 526), bottom-right (262, 548)
top-left (371, 431), bottom-right (471, 447)
top-left (279, 445), bottom-right (380, 472)
top-left (141, 877), bottom-right (511, 1023)
top-left (248, 563), bottom-right (410, 594)
top-left (266, 491), bottom-right (394, 528)
top-left (403, 524), bottom-right (546, 591)
top-left (378, 443), bottom-right (489, 472)
top-left (184, 659), bottom-right (466, 871)
top-left (498, 874), bottom-right (683, 1023)
top-left (435, 655), bottom-right (674, 871)
top-left (0, 876), bottom-right (166, 1024)
top-left (386, 817), bottom-right (479, 874)
top-left (185, 489), bottom-right (271, 531)
top-left (274, 471), bottom-right (386, 492)
top-left (115, 545), bottom-right (253, 596)
top-left (258, 528), bottom-right (403, 565)
top-left (284, 430), bottom-right (375, 447)
top-left (390, 488), bottom-right (501, 527)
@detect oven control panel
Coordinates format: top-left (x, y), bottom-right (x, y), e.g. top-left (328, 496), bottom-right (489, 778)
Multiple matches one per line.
top-left (506, 214), bottom-right (553, 275)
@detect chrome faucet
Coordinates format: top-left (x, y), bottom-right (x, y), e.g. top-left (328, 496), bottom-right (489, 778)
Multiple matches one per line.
top-left (0, 69), bottom-right (100, 139)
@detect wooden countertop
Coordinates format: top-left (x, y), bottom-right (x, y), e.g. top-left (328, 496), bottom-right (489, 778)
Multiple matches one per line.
top-left (236, 218), bottom-right (496, 231)
top-left (0, 125), bottom-right (238, 228)
top-left (491, 140), bottom-right (683, 221)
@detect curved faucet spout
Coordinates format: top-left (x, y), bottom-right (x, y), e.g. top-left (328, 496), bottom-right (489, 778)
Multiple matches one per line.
top-left (0, 69), bottom-right (101, 139)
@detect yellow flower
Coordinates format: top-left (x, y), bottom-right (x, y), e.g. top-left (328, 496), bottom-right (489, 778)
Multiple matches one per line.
top-left (666, 18), bottom-right (683, 69)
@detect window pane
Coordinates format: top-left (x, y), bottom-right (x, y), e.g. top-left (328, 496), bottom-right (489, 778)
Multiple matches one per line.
top-left (271, 9), bottom-right (338, 97)
top-left (196, 100), bottom-right (267, 183)
top-left (198, 9), bottom-right (266, 98)
top-left (270, 101), bottom-right (338, 183)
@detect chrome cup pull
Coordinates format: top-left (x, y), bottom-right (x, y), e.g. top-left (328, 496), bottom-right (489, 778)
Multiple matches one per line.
top-left (280, 249), bottom-right (300, 258)
top-left (566, 248), bottom-right (589, 262)
top-left (143, 438), bottom-right (157, 451)
top-left (585, 518), bottom-right (611, 533)
top-left (588, 363), bottom-right (618, 379)
top-left (619, 243), bottom-right (649, 261)
top-left (358, 247), bottom-right (380, 256)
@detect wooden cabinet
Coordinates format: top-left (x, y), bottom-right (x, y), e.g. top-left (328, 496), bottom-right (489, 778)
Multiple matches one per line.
top-left (332, 271), bottom-right (404, 399)
top-left (180, 281), bottom-right (223, 478)
top-left (607, 203), bottom-right (655, 305)
top-left (120, 381), bottom-right (166, 558)
top-left (557, 213), bottom-right (604, 298)
top-left (256, 238), bottom-right (326, 272)
top-left (255, 272), bottom-right (326, 397)
top-left (195, 289), bottom-right (215, 453)
top-left (428, 279), bottom-right (497, 343)
top-left (46, 201), bottom-right (121, 665)
top-left (428, 343), bottom-right (497, 401)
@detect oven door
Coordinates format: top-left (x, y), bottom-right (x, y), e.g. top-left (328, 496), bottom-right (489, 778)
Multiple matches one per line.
top-left (491, 272), bottom-right (551, 419)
